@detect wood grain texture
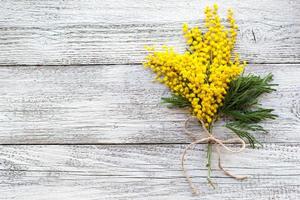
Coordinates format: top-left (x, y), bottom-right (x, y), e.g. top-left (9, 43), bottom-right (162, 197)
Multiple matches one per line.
top-left (0, 64), bottom-right (299, 144)
top-left (0, 0), bottom-right (299, 65)
top-left (0, 144), bottom-right (299, 200)
top-left (0, 0), bottom-right (299, 199)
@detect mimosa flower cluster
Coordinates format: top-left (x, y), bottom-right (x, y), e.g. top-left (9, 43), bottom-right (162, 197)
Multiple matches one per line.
top-left (144, 5), bottom-right (246, 126)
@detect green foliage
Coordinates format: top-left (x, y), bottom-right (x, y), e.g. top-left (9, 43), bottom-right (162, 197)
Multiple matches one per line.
top-left (225, 121), bottom-right (262, 148)
top-left (221, 73), bottom-right (277, 148)
top-left (161, 94), bottom-right (190, 108)
top-left (223, 108), bottom-right (277, 123)
top-left (221, 73), bottom-right (276, 112)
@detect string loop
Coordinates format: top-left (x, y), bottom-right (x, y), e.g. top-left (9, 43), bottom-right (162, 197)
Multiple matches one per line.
top-left (181, 116), bottom-right (247, 195)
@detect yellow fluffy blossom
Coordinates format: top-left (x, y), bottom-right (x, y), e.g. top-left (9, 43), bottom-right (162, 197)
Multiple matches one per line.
top-left (143, 4), bottom-right (246, 126)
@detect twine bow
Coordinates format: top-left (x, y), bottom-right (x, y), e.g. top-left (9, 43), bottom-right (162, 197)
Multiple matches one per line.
top-left (181, 116), bottom-right (247, 195)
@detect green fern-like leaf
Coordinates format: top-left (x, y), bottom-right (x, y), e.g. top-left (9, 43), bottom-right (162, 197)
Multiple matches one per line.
top-left (225, 121), bottom-right (262, 148)
top-left (221, 73), bottom-right (277, 148)
top-left (221, 73), bottom-right (277, 112)
top-left (223, 108), bottom-right (277, 123)
top-left (161, 94), bottom-right (191, 108)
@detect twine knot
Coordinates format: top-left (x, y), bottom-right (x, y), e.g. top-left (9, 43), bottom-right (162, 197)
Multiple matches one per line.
top-left (181, 116), bottom-right (247, 195)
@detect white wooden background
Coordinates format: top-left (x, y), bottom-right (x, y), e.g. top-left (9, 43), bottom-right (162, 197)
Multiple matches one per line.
top-left (0, 0), bottom-right (299, 199)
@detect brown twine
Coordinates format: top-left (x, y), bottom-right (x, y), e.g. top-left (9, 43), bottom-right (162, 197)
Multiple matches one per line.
top-left (181, 116), bottom-right (247, 195)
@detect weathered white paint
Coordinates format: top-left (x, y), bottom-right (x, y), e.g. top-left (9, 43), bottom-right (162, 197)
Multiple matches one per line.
top-left (0, 64), bottom-right (299, 144)
top-left (0, 144), bottom-right (299, 200)
top-left (0, 0), bottom-right (299, 199)
top-left (0, 0), bottom-right (299, 65)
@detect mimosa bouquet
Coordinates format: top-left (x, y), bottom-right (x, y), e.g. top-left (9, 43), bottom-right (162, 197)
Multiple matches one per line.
top-left (143, 4), bottom-right (277, 194)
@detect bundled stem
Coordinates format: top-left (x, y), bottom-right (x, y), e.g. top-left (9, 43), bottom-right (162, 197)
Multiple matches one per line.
top-left (182, 117), bottom-right (247, 194)
top-left (206, 142), bottom-right (215, 188)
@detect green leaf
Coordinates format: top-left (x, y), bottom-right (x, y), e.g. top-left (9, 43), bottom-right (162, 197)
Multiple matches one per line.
top-left (221, 73), bottom-right (277, 112)
top-left (161, 94), bottom-right (191, 108)
top-left (223, 108), bottom-right (277, 123)
top-left (225, 121), bottom-right (262, 148)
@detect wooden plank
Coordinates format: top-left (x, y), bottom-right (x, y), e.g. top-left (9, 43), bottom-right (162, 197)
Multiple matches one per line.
top-left (0, 144), bottom-right (299, 199)
top-left (0, 0), bottom-right (299, 65)
top-left (0, 64), bottom-right (299, 144)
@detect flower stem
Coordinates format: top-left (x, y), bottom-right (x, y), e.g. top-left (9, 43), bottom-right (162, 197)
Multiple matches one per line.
top-left (206, 127), bottom-right (215, 188)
